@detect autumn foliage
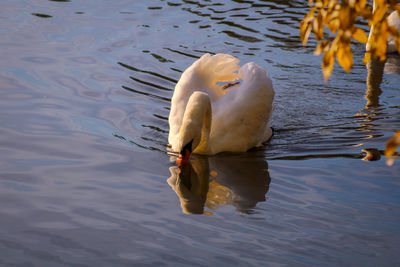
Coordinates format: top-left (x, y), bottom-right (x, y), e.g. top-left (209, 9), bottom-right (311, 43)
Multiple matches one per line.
top-left (385, 131), bottom-right (400, 165)
top-left (300, 0), bottom-right (400, 81)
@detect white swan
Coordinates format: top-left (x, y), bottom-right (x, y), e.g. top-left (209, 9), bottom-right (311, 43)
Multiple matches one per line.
top-left (168, 53), bottom-right (274, 164)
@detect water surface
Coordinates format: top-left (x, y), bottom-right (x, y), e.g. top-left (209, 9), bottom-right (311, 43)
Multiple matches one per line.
top-left (1, 0), bottom-right (400, 266)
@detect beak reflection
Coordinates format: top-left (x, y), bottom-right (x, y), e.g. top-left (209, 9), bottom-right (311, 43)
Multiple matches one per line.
top-left (168, 155), bottom-right (209, 214)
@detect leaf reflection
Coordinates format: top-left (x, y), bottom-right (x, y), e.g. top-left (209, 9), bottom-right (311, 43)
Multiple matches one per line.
top-left (167, 154), bottom-right (271, 215)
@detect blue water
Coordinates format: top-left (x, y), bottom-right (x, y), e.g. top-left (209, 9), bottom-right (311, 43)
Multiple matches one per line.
top-left (1, 0), bottom-right (399, 266)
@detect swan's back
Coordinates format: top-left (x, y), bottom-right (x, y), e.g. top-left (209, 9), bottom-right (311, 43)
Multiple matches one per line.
top-left (210, 62), bottom-right (274, 154)
top-left (168, 54), bottom-right (240, 147)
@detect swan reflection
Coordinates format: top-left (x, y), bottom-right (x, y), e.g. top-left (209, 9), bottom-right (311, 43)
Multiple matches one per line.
top-left (168, 154), bottom-right (271, 215)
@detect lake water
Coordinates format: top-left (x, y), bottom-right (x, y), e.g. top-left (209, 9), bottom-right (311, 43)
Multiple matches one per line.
top-left (1, 0), bottom-right (400, 266)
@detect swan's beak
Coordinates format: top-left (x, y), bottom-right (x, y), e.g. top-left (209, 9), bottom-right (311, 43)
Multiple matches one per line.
top-left (176, 140), bottom-right (193, 166)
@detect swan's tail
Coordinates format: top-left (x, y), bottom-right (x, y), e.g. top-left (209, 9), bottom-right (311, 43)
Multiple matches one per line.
top-left (191, 53), bottom-right (240, 86)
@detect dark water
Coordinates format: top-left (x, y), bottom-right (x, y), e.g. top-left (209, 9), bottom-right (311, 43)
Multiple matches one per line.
top-left (1, 0), bottom-right (400, 266)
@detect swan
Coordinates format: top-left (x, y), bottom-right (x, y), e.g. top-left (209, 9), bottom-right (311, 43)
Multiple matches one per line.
top-left (168, 53), bottom-right (274, 165)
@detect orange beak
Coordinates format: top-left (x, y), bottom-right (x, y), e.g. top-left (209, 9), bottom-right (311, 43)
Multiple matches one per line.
top-left (176, 148), bottom-right (191, 166)
top-left (176, 140), bottom-right (193, 166)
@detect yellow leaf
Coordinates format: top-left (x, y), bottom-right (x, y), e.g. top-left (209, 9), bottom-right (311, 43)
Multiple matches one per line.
top-left (385, 131), bottom-right (400, 157)
top-left (328, 18), bottom-right (340, 33)
top-left (339, 4), bottom-right (352, 30)
top-left (300, 19), bottom-right (309, 42)
top-left (301, 23), bottom-right (312, 45)
top-left (375, 0), bottom-right (386, 6)
top-left (352, 27), bottom-right (368, 43)
top-left (363, 51), bottom-right (371, 64)
top-left (376, 32), bottom-right (388, 57)
top-left (300, 8), bottom-right (316, 44)
top-left (355, 0), bottom-right (367, 10)
top-left (300, 20), bottom-right (307, 37)
top-left (379, 54), bottom-right (387, 62)
top-left (316, 9), bottom-right (325, 39)
top-left (312, 17), bottom-right (320, 38)
top-left (328, 0), bottom-right (336, 9)
top-left (314, 40), bottom-right (329, 55)
top-left (336, 43), bottom-right (353, 72)
top-left (385, 131), bottom-right (400, 166)
top-left (371, 6), bottom-right (387, 25)
top-left (358, 6), bottom-right (373, 20)
top-left (322, 49), bottom-right (335, 81)
top-left (388, 26), bottom-right (400, 37)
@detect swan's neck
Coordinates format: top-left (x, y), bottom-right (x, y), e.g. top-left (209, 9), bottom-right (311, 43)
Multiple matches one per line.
top-left (178, 91), bottom-right (212, 154)
top-left (195, 102), bottom-right (211, 153)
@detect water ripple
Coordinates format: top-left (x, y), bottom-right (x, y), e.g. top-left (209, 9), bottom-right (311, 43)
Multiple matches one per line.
top-left (1, 1), bottom-right (400, 266)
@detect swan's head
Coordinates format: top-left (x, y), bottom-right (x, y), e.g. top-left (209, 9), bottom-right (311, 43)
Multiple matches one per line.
top-left (175, 91), bottom-right (211, 165)
top-left (176, 139), bottom-right (193, 166)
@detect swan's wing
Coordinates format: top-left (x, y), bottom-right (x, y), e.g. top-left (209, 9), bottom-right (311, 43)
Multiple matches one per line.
top-left (168, 54), bottom-right (240, 146)
top-left (210, 62), bottom-right (274, 154)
